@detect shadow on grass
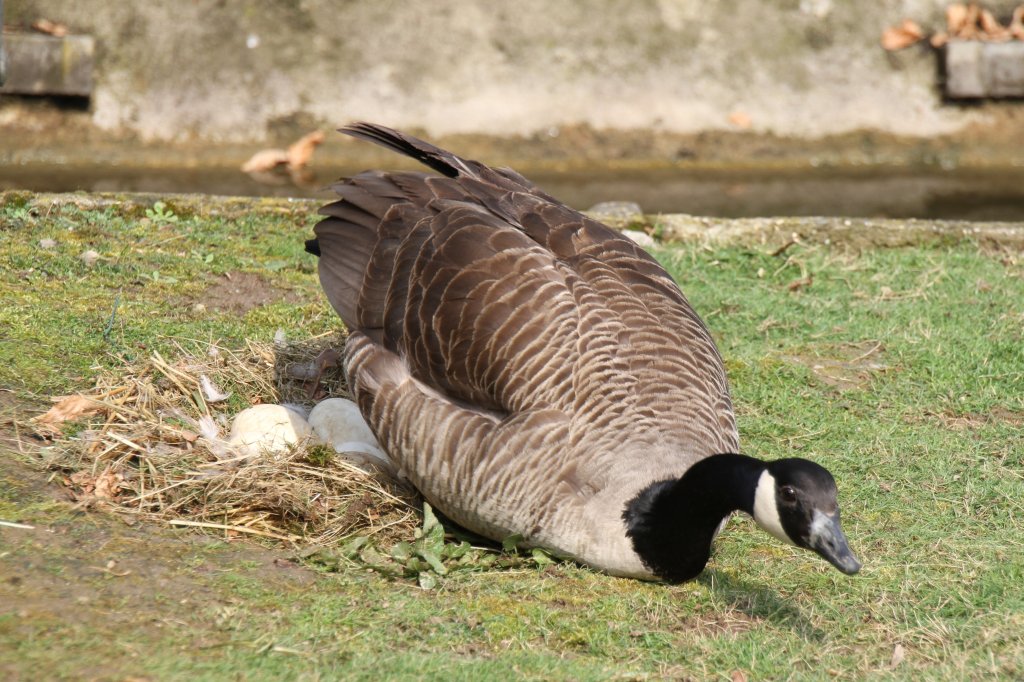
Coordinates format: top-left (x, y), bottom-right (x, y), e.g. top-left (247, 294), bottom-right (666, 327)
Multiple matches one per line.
top-left (697, 569), bottom-right (826, 641)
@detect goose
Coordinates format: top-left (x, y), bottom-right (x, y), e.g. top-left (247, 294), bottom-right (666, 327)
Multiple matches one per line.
top-left (304, 123), bottom-right (861, 582)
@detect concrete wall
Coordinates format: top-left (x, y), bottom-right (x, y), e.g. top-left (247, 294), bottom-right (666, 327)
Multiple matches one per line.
top-left (4, 0), bottom-right (1020, 143)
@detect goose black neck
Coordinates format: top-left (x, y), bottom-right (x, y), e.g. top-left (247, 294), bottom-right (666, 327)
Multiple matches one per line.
top-left (623, 453), bottom-right (766, 583)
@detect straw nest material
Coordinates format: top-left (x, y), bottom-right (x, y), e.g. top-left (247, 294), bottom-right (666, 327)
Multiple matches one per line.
top-left (31, 333), bottom-right (420, 546)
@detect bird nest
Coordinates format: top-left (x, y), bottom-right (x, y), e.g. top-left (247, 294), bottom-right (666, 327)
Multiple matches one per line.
top-left (28, 334), bottom-right (420, 546)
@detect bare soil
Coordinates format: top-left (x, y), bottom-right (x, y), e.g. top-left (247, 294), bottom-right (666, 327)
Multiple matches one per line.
top-left (0, 392), bottom-right (318, 680)
top-left (197, 271), bottom-right (302, 314)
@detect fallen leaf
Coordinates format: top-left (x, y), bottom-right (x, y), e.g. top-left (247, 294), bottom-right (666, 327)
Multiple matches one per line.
top-left (891, 643), bottom-right (906, 668)
top-left (947, 3), bottom-right (969, 34)
top-left (241, 148), bottom-right (289, 173)
top-left (286, 130), bottom-right (325, 169)
top-left (930, 31), bottom-right (949, 48)
top-left (980, 9), bottom-right (1011, 41)
top-left (731, 671), bottom-right (749, 682)
top-left (787, 275), bottom-right (814, 292)
top-left (93, 470), bottom-right (124, 500)
top-left (1011, 6), bottom-right (1024, 40)
top-left (34, 395), bottom-right (102, 434)
top-left (31, 18), bottom-right (69, 37)
top-left (881, 19), bottom-right (924, 51)
top-left (728, 111), bottom-right (752, 129)
top-left (957, 3), bottom-right (982, 40)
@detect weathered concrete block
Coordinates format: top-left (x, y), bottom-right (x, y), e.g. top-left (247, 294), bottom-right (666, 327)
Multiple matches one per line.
top-left (946, 40), bottom-right (1024, 98)
top-left (0, 33), bottom-right (94, 97)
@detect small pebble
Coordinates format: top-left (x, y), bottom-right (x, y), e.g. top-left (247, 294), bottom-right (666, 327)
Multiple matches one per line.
top-left (80, 249), bottom-right (100, 267)
top-left (39, 238), bottom-right (57, 249)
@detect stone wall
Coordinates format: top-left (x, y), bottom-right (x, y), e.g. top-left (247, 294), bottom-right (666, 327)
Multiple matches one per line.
top-left (3, 0), bottom-right (1021, 143)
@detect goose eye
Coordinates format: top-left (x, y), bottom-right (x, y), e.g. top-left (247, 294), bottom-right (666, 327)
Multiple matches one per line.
top-left (779, 485), bottom-right (798, 504)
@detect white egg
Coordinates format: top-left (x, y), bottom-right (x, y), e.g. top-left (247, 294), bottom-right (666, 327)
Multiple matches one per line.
top-left (228, 404), bottom-right (316, 458)
top-left (308, 398), bottom-right (393, 473)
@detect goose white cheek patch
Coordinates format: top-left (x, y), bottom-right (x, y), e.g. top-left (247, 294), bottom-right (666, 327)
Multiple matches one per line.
top-left (752, 471), bottom-right (794, 545)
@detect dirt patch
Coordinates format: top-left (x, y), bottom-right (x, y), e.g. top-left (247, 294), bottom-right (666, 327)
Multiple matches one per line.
top-left (0, 391), bottom-right (42, 453)
top-left (677, 610), bottom-right (758, 637)
top-left (923, 407), bottom-right (1024, 431)
top-left (781, 340), bottom-right (889, 392)
top-left (0, 453), bottom-right (318, 681)
top-left (198, 271), bottom-right (302, 314)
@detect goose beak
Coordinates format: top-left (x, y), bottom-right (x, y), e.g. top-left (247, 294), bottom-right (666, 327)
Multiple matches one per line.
top-left (808, 510), bottom-right (861, 575)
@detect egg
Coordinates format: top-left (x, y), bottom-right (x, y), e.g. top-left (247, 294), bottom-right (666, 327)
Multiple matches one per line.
top-left (308, 398), bottom-right (393, 473)
top-left (228, 404), bottom-right (317, 458)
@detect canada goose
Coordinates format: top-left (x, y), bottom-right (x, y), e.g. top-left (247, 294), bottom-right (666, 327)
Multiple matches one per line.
top-left (305, 123), bottom-right (860, 582)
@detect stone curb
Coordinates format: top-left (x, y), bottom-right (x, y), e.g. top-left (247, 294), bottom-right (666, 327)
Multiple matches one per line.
top-left (4, 190), bottom-right (1023, 251)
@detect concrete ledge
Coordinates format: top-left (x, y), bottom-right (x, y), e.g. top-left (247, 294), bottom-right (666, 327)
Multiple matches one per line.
top-left (946, 40), bottom-right (1024, 98)
top-left (0, 33), bottom-right (94, 96)
top-left (652, 214), bottom-right (1024, 251)
top-left (5, 190), bottom-right (1024, 251)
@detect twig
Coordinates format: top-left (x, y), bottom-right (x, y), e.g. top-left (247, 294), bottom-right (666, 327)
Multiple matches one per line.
top-left (770, 239), bottom-right (798, 257)
top-left (168, 518), bottom-right (300, 541)
top-left (104, 431), bottom-right (147, 452)
top-left (0, 520), bottom-right (35, 530)
top-left (849, 340), bottom-right (884, 364)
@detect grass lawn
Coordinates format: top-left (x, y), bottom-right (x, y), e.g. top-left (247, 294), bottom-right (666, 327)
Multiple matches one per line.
top-left (1, 193), bottom-right (1022, 680)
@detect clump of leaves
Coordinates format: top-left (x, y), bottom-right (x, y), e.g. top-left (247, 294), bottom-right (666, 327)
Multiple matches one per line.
top-left (303, 502), bottom-right (557, 588)
top-left (145, 201), bottom-right (179, 224)
top-left (303, 444), bottom-right (336, 468)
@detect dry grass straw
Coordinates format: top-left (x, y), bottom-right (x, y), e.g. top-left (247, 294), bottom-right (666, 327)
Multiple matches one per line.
top-left (36, 334), bottom-right (420, 546)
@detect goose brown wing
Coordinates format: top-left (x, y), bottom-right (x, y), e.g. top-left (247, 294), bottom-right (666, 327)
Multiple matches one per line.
top-left (310, 123), bottom-right (736, 450)
top-left (313, 171), bottom-right (581, 413)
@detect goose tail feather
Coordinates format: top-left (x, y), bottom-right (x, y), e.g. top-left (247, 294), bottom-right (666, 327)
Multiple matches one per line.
top-left (340, 122), bottom-right (477, 179)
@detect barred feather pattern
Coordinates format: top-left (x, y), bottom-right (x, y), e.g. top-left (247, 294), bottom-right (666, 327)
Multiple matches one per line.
top-left (313, 123), bottom-right (739, 577)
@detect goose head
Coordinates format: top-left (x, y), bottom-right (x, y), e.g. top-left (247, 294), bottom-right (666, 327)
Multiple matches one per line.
top-left (751, 458), bottom-right (861, 575)
top-left (624, 454), bottom-right (860, 582)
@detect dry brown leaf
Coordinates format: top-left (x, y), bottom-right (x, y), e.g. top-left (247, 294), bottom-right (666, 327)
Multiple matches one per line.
top-left (947, 4), bottom-right (969, 34)
top-left (959, 3), bottom-right (982, 39)
top-left (241, 148), bottom-right (289, 173)
top-left (242, 130), bottom-right (323, 175)
top-left (34, 395), bottom-right (102, 432)
top-left (730, 671), bottom-right (749, 682)
top-left (286, 130), bottom-right (325, 169)
top-left (69, 471), bottom-right (93, 489)
top-left (930, 31), bottom-right (950, 48)
top-left (891, 643), bottom-right (906, 668)
top-left (788, 275), bottom-right (814, 292)
top-left (68, 468), bottom-right (124, 500)
top-left (727, 111), bottom-right (752, 129)
top-left (881, 19), bottom-right (924, 51)
top-left (93, 470), bottom-right (124, 500)
top-left (1010, 6), bottom-right (1024, 40)
top-left (980, 9), bottom-right (1011, 41)
top-left (31, 19), bottom-right (69, 37)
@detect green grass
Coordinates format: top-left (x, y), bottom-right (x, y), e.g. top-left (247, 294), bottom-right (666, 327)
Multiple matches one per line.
top-left (1, 194), bottom-right (1023, 679)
